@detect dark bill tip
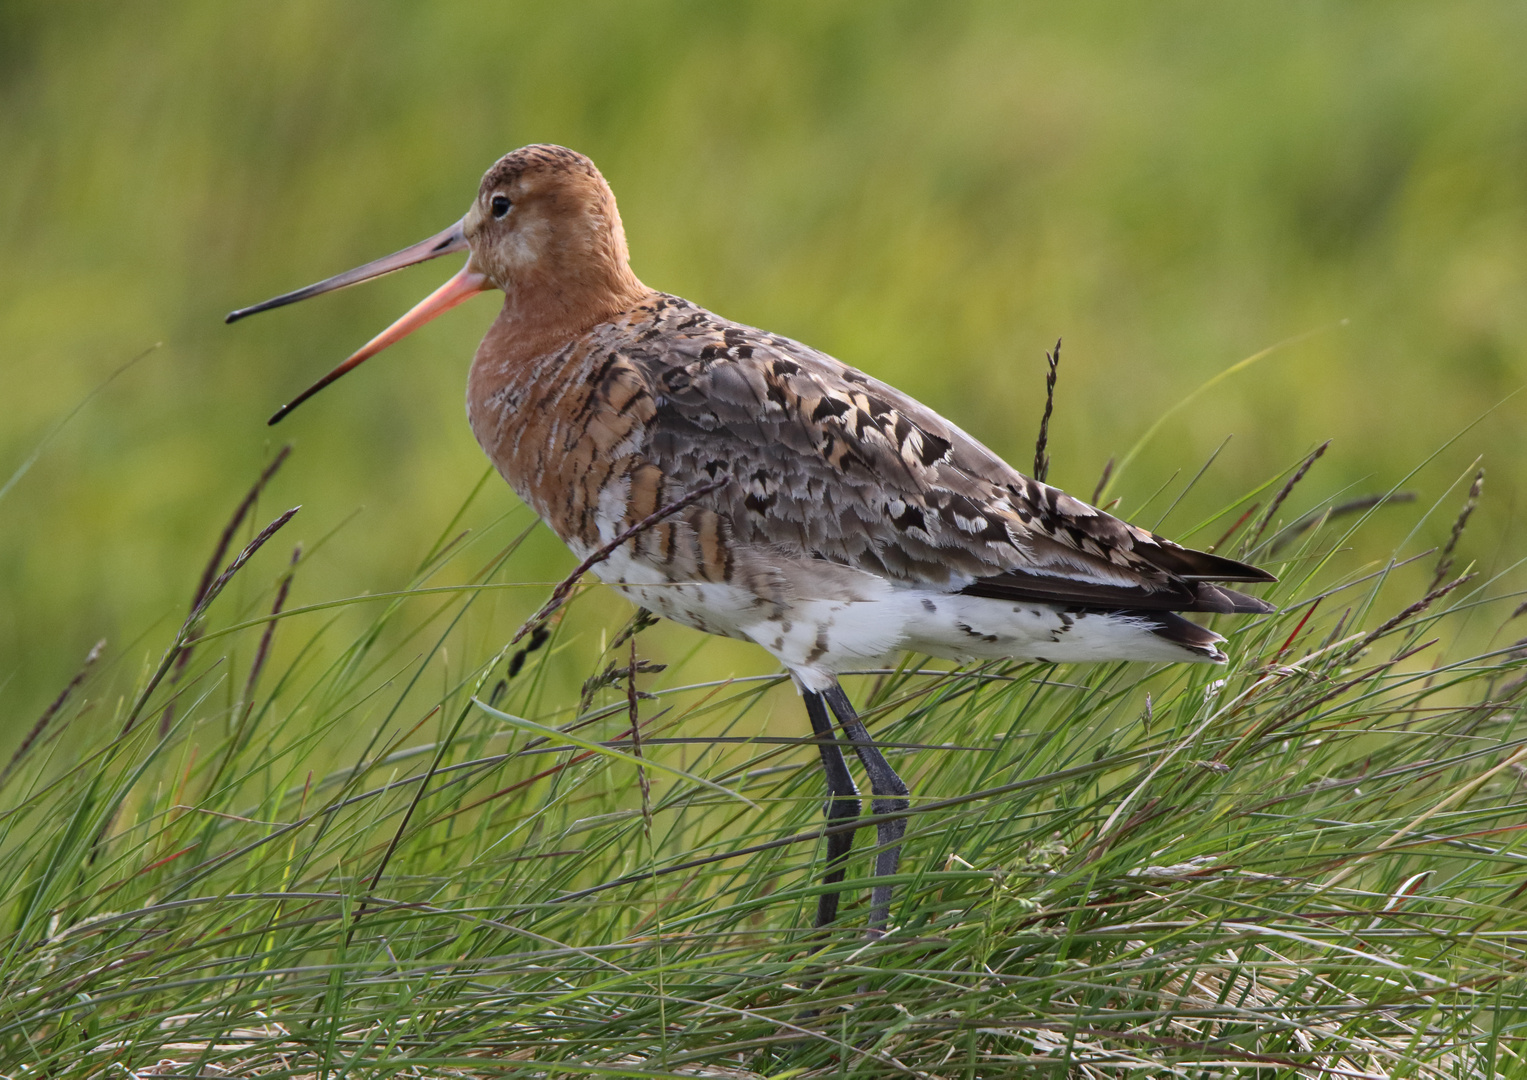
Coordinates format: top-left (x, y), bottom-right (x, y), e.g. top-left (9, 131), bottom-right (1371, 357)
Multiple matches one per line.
top-left (224, 219), bottom-right (470, 325)
top-left (262, 263), bottom-right (490, 425)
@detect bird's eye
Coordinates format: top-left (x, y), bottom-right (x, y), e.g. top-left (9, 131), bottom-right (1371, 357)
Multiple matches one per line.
top-left (490, 194), bottom-right (512, 218)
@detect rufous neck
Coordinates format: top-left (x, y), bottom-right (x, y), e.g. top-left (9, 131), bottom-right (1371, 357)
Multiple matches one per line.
top-left (503, 264), bottom-right (648, 332)
top-left (483, 273), bottom-right (655, 366)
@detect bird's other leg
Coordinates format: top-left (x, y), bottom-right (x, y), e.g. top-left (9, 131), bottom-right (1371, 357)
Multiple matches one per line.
top-left (823, 682), bottom-right (908, 935)
top-left (803, 690), bottom-right (861, 929)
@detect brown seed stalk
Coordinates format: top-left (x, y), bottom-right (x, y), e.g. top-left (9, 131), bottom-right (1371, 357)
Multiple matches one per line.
top-left (502, 476), bottom-right (729, 676)
top-left (1033, 338), bottom-right (1061, 484)
top-left (1243, 440), bottom-right (1330, 554)
top-left (1430, 468), bottom-right (1484, 593)
top-left (160, 445), bottom-right (292, 734)
top-left (2, 639), bottom-right (105, 786)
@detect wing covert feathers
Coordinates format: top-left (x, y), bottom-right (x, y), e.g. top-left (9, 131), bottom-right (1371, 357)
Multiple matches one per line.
top-left (561, 293), bottom-right (1277, 621)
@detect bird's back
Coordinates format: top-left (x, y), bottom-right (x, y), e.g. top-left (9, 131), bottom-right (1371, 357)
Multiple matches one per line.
top-left (467, 291), bottom-right (1274, 678)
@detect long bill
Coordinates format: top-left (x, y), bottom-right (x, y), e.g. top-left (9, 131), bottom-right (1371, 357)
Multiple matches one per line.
top-left (223, 219), bottom-right (492, 424)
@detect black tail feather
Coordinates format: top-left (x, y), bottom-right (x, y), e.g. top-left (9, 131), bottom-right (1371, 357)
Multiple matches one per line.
top-left (1190, 582), bottom-right (1277, 615)
top-left (1133, 610), bottom-right (1226, 657)
top-left (1147, 543), bottom-right (1278, 584)
top-left (961, 574), bottom-right (1276, 615)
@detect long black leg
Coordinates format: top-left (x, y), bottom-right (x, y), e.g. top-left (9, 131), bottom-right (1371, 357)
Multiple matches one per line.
top-left (823, 682), bottom-right (908, 933)
top-left (803, 690), bottom-right (861, 929)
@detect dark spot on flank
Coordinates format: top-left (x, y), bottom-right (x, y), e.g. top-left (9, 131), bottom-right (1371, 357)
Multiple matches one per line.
top-left (770, 358), bottom-right (799, 377)
top-left (836, 446), bottom-right (873, 476)
top-left (699, 344), bottom-right (720, 361)
top-left (735, 345), bottom-right (753, 359)
top-left (837, 447), bottom-right (871, 474)
top-left (704, 459), bottom-right (728, 477)
top-left (917, 431), bottom-right (952, 466)
top-left (941, 493), bottom-right (985, 524)
top-left (921, 598), bottom-right (937, 613)
top-left (723, 327), bottom-right (748, 347)
top-left (744, 492), bottom-right (776, 514)
top-left (812, 396), bottom-right (852, 422)
top-left (805, 627), bottom-right (830, 664)
top-left (765, 382), bottom-right (789, 409)
top-left (957, 622), bottom-right (999, 644)
top-left (891, 504), bottom-right (926, 531)
top-left (978, 518), bottom-right (1010, 542)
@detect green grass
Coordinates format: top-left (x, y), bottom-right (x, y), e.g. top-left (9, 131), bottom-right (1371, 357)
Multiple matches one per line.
top-left (6, 8), bottom-right (1527, 1073)
top-left (5, 1), bottom-right (1527, 722)
top-left (2, 444), bottom-right (1524, 1078)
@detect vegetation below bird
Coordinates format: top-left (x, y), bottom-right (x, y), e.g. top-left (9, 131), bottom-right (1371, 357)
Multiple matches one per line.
top-left (1, 430), bottom-right (1523, 1078)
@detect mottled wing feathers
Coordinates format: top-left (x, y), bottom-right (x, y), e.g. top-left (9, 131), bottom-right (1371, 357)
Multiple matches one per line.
top-left (601, 294), bottom-right (1274, 616)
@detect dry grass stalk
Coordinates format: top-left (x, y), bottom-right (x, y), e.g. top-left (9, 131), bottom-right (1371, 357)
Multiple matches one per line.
top-left (1269, 492), bottom-right (1417, 554)
top-left (629, 633), bottom-right (652, 837)
top-left (1033, 338), bottom-right (1061, 483)
top-left (1351, 572), bottom-right (1476, 657)
top-left (1429, 467), bottom-right (1483, 593)
top-left (122, 506), bottom-right (299, 736)
top-left (1243, 439), bottom-right (1329, 554)
top-left (502, 476), bottom-right (729, 678)
top-left (1091, 456), bottom-right (1114, 506)
top-left (2, 638), bottom-right (104, 786)
top-left (159, 445), bottom-right (292, 734)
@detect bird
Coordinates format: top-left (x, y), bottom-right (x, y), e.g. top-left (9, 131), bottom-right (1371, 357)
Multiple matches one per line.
top-left (227, 144), bottom-right (1276, 934)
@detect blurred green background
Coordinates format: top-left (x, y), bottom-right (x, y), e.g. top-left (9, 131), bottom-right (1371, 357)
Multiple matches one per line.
top-left (3, 0), bottom-right (1524, 729)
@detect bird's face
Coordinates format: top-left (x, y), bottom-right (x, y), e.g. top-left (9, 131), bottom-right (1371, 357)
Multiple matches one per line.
top-left (463, 149), bottom-right (628, 295)
top-left (227, 145), bottom-right (634, 424)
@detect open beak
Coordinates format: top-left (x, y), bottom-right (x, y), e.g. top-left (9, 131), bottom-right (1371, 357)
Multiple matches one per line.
top-left (225, 219), bottom-right (491, 424)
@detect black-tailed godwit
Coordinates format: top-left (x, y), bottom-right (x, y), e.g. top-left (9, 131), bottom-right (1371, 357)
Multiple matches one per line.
top-left (228, 145), bottom-right (1275, 933)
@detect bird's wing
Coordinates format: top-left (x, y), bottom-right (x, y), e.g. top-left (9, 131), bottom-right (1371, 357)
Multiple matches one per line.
top-left (619, 295), bottom-right (1274, 613)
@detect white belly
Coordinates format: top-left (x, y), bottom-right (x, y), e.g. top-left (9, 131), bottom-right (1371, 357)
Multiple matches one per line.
top-left (584, 544), bottom-right (1220, 693)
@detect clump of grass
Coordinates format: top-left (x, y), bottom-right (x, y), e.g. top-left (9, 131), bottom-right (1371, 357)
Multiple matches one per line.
top-left (1, 444), bottom-right (1524, 1079)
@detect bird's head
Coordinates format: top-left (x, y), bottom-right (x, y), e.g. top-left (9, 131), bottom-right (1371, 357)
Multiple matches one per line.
top-left (466, 144), bottom-right (637, 299)
top-left (227, 145), bottom-right (642, 424)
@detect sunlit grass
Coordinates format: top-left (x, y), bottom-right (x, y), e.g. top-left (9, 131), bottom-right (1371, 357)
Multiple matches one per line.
top-left (6, 1), bottom-right (1527, 724)
top-left (1, 446), bottom-right (1523, 1078)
